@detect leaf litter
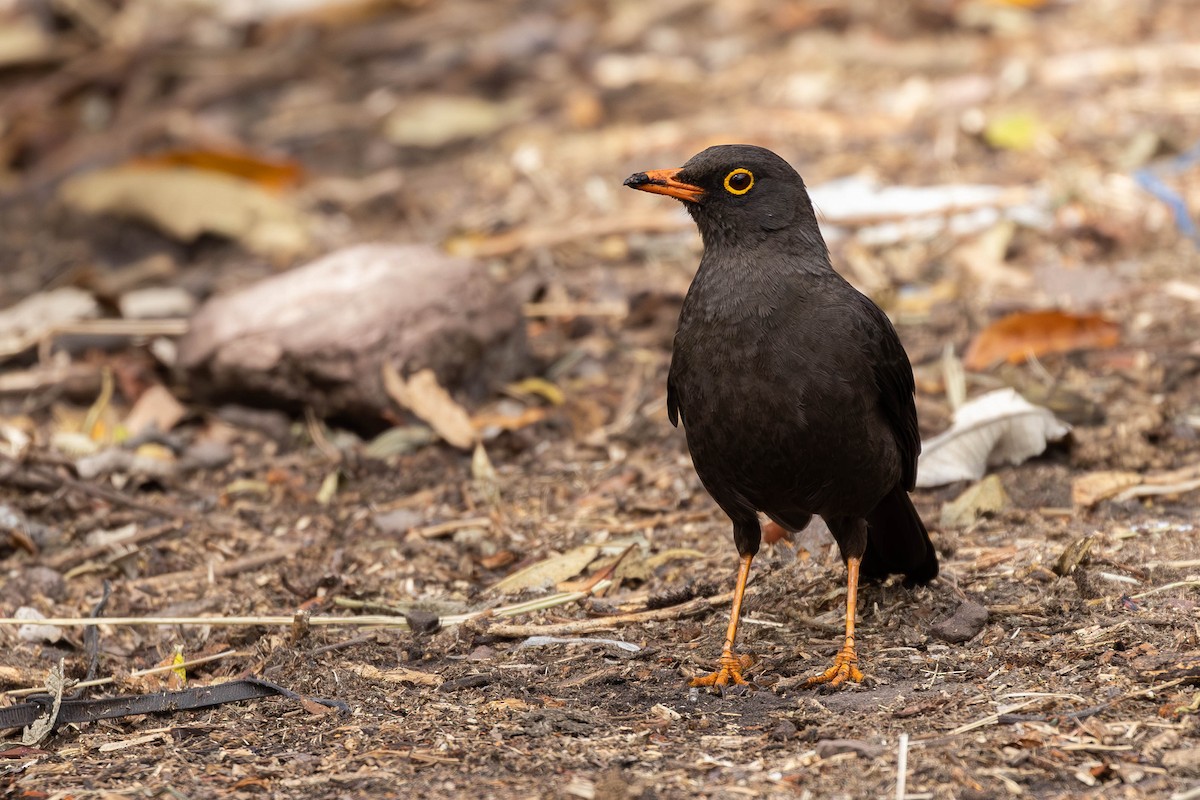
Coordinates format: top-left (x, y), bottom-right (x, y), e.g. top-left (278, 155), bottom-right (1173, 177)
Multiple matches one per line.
top-left (2, 1), bottom-right (1200, 798)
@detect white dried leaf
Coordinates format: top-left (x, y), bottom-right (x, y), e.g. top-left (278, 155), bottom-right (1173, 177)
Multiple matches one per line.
top-left (15, 607), bottom-right (62, 645)
top-left (0, 288), bottom-right (99, 358)
top-left (916, 388), bottom-right (1071, 488)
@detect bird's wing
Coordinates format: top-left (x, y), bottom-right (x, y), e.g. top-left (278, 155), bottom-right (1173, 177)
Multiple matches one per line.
top-left (861, 299), bottom-right (920, 491)
top-left (666, 350), bottom-right (682, 427)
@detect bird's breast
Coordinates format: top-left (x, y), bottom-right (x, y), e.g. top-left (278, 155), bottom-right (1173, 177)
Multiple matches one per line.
top-left (670, 305), bottom-right (898, 518)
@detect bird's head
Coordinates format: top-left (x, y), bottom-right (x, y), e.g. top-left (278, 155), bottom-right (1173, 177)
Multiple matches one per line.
top-left (624, 144), bottom-right (822, 251)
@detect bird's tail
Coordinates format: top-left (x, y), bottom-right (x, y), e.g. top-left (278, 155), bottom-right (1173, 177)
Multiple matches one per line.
top-left (862, 484), bottom-right (938, 585)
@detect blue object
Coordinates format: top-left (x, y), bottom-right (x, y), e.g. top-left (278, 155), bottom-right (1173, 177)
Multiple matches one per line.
top-left (1134, 141), bottom-right (1200, 243)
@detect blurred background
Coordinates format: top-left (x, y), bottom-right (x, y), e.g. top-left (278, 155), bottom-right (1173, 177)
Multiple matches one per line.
top-left (2, 0), bottom-right (1200, 796)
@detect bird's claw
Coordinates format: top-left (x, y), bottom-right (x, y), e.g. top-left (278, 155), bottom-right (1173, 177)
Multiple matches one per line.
top-left (802, 645), bottom-right (864, 688)
top-left (689, 653), bottom-right (754, 690)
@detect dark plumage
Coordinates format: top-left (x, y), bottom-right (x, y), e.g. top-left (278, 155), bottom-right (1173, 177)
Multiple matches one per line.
top-left (625, 144), bottom-right (937, 689)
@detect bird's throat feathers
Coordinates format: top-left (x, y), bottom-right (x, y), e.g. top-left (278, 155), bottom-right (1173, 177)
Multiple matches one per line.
top-left (686, 246), bottom-right (830, 324)
top-left (686, 210), bottom-right (835, 316)
top-left (687, 199), bottom-right (831, 266)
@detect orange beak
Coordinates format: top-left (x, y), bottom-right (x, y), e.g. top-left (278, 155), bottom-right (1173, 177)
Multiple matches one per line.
top-left (624, 168), bottom-right (705, 203)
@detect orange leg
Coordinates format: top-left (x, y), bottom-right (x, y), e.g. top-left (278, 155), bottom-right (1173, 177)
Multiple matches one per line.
top-left (690, 553), bottom-right (754, 689)
top-left (803, 555), bottom-right (866, 688)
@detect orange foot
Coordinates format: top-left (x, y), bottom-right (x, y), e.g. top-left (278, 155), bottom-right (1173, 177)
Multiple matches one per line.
top-left (802, 645), bottom-right (864, 688)
top-left (689, 653), bottom-right (754, 689)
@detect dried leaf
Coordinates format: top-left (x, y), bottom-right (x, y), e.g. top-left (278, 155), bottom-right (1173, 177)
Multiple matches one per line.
top-left (916, 388), bottom-right (1071, 488)
top-left (940, 474), bottom-right (1011, 528)
top-left (472, 442), bottom-right (497, 484)
top-left (507, 377), bottom-right (566, 406)
top-left (1054, 535), bottom-right (1096, 577)
top-left (364, 425), bottom-right (438, 458)
top-left (472, 406), bottom-right (548, 435)
top-left (316, 470), bottom-right (340, 505)
top-left (134, 149), bottom-right (304, 191)
top-left (382, 365), bottom-right (476, 450)
top-left (300, 697), bottom-right (340, 716)
top-left (490, 545), bottom-right (601, 594)
top-left (60, 166), bottom-right (310, 259)
top-left (22, 661), bottom-right (65, 745)
top-left (0, 21), bottom-right (55, 68)
top-left (169, 647), bottom-right (187, 690)
top-left (964, 310), bottom-right (1120, 371)
top-left (471, 442), bottom-right (500, 505)
top-left (385, 96), bottom-right (527, 148)
top-left (952, 221), bottom-right (1031, 290)
top-left (122, 385), bottom-right (186, 438)
top-left (984, 111), bottom-right (1042, 152)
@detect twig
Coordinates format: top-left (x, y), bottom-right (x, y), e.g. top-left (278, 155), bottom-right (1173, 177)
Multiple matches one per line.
top-left (1131, 580), bottom-right (1200, 599)
top-left (523, 301), bottom-right (628, 319)
top-left (131, 544), bottom-right (302, 590)
top-left (1115, 477), bottom-right (1200, 502)
top-left (1144, 559), bottom-right (1200, 569)
top-left (1097, 571), bottom-right (1140, 586)
top-left (0, 363), bottom-right (102, 396)
top-left (0, 614), bottom-right (415, 629)
top-left (484, 588), bottom-right (736, 638)
top-left (0, 318), bottom-right (190, 362)
top-left (896, 733), bottom-right (909, 800)
top-left (304, 408), bottom-right (342, 463)
top-left (447, 211), bottom-right (688, 258)
top-left (0, 579), bottom-right (618, 632)
top-left (0, 452), bottom-right (193, 520)
top-left (945, 699), bottom-right (1040, 736)
top-left (44, 521), bottom-right (183, 572)
top-left (4, 649), bottom-right (240, 697)
top-left (996, 677), bottom-right (1192, 726)
top-left (1170, 784), bottom-right (1200, 800)
top-left (411, 516), bottom-right (492, 539)
top-left (935, 570), bottom-right (969, 602)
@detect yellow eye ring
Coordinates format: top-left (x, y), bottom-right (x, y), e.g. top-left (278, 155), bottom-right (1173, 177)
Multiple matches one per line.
top-left (724, 168), bottom-right (754, 195)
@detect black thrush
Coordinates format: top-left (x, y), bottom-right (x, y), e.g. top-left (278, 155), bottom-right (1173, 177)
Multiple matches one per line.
top-left (624, 145), bottom-right (938, 689)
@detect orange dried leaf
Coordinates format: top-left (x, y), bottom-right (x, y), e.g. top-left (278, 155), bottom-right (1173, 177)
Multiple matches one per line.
top-left (964, 310), bottom-right (1120, 371)
top-left (762, 520), bottom-right (792, 545)
top-left (134, 149), bottom-right (304, 192)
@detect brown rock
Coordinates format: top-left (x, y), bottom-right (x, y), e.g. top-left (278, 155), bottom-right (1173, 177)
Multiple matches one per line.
top-left (931, 600), bottom-right (990, 644)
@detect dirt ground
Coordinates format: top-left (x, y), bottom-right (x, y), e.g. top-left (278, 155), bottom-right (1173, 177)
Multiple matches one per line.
top-left (1, 1), bottom-right (1199, 798)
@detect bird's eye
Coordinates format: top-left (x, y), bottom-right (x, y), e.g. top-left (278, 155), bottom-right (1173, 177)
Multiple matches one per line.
top-left (724, 168), bottom-right (754, 195)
